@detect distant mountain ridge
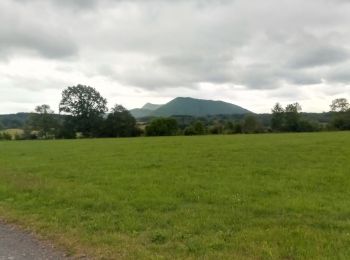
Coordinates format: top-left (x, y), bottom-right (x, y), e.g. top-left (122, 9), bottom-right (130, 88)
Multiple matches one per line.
top-left (130, 97), bottom-right (251, 118)
top-left (142, 103), bottom-right (163, 111)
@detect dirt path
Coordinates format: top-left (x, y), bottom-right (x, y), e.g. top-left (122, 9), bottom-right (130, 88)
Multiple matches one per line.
top-left (0, 220), bottom-right (68, 260)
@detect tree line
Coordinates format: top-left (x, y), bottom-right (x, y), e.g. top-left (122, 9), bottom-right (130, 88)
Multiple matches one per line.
top-left (1, 84), bottom-right (350, 140)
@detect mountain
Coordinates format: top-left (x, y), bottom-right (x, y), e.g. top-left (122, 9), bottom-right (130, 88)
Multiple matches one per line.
top-left (130, 103), bottom-right (163, 118)
top-left (152, 97), bottom-right (251, 117)
top-left (129, 108), bottom-right (153, 118)
top-left (142, 103), bottom-right (163, 111)
top-left (0, 113), bottom-right (31, 129)
top-left (130, 97), bottom-right (251, 118)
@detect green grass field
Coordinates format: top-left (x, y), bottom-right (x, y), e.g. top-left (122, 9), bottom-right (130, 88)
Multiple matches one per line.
top-left (0, 133), bottom-right (349, 259)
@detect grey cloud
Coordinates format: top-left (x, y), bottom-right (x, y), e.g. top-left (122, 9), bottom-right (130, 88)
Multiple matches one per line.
top-left (14, 0), bottom-right (99, 9)
top-left (0, 29), bottom-right (78, 59)
top-left (326, 63), bottom-right (350, 84)
top-left (2, 0), bottom-right (350, 114)
top-left (0, 1), bottom-right (78, 59)
top-left (288, 45), bottom-right (349, 69)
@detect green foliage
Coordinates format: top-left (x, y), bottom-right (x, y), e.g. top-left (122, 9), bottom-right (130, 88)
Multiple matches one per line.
top-left (284, 103), bottom-right (302, 132)
top-left (102, 105), bottom-right (140, 137)
top-left (183, 126), bottom-right (196, 135)
top-left (331, 111), bottom-right (350, 130)
top-left (145, 117), bottom-right (178, 136)
top-left (56, 116), bottom-right (76, 139)
top-left (193, 121), bottom-right (205, 135)
top-left (209, 123), bottom-right (224, 135)
top-left (271, 102), bottom-right (285, 131)
top-left (184, 121), bottom-right (206, 135)
top-left (270, 102), bottom-right (320, 133)
top-left (59, 85), bottom-right (108, 137)
top-left (242, 114), bottom-right (261, 133)
top-left (235, 123), bottom-right (244, 133)
top-left (0, 133), bottom-right (350, 259)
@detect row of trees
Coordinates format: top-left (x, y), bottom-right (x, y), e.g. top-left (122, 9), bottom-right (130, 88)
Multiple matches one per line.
top-left (144, 99), bottom-right (350, 137)
top-left (270, 102), bottom-right (319, 132)
top-left (1, 84), bottom-right (349, 140)
top-left (21, 85), bottom-right (140, 139)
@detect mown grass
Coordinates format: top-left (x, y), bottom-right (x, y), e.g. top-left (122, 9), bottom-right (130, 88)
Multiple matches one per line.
top-left (0, 132), bottom-right (349, 259)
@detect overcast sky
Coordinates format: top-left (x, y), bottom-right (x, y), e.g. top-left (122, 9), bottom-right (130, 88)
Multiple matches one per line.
top-left (1, 0), bottom-right (350, 114)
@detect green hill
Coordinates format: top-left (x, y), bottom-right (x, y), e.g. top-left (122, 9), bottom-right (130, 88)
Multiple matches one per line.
top-left (129, 108), bottom-right (153, 118)
top-left (142, 103), bottom-right (163, 111)
top-left (0, 113), bottom-right (30, 129)
top-left (151, 97), bottom-right (251, 117)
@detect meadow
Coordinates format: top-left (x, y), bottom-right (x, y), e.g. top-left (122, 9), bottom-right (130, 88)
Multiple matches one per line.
top-left (0, 132), bottom-right (349, 259)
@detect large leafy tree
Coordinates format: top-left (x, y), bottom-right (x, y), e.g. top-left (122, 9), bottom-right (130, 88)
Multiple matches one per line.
top-left (102, 105), bottom-right (139, 137)
top-left (330, 98), bottom-right (350, 130)
top-left (59, 85), bottom-right (107, 137)
top-left (330, 98), bottom-right (349, 112)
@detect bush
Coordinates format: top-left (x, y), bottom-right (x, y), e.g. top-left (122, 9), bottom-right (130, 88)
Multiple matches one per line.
top-left (233, 123), bottom-right (243, 134)
top-left (298, 120), bottom-right (320, 132)
top-left (184, 126), bottom-right (196, 136)
top-left (242, 115), bottom-right (259, 133)
top-left (209, 124), bottom-right (224, 135)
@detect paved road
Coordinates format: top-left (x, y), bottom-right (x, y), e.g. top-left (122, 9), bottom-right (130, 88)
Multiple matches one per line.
top-left (0, 220), bottom-right (68, 260)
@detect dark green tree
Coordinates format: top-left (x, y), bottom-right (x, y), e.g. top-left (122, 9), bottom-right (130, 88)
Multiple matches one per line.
top-left (243, 114), bottom-right (259, 133)
top-left (332, 112), bottom-right (350, 130)
top-left (285, 103), bottom-right (302, 132)
top-left (329, 98), bottom-right (350, 130)
top-left (145, 118), bottom-right (178, 136)
top-left (103, 105), bottom-right (139, 137)
top-left (224, 121), bottom-right (235, 134)
top-left (59, 85), bottom-right (108, 137)
top-left (271, 102), bottom-right (285, 131)
top-left (209, 124), bottom-right (224, 134)
top-left (183, 126), bottom-right (196, 136)
top-left (233, 123), bottom-right (243, 134)
top-left (56, 116), bottom-right (77, 139)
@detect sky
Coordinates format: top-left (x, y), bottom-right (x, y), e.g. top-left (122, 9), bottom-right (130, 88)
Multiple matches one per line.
top-left (1, 0), bottom-right (350, 114)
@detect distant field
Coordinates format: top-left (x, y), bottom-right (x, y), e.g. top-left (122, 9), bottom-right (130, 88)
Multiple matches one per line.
top-left (0, 128), bottom-right (23, 139)
top-left (0, 133), bottom-right (349, 259)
